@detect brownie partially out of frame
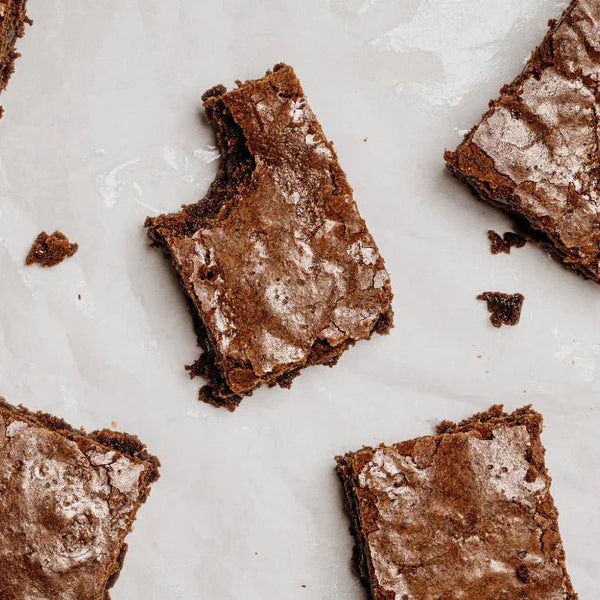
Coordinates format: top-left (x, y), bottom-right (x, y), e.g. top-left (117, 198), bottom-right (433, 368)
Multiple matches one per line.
top-left (0, 0), bottom-right (30, 115)
top-left (336, 405), bottom-right (577, 600)
top-left (0, 398), bottom-right (160, 600)
top-left (445, 0), bottom-right (600, 281)
top-left (146, 64), bottom-right (393, 410)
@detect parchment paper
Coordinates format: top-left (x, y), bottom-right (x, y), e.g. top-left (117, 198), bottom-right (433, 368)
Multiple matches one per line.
top-left (0, 0), bottom-right (595, 597)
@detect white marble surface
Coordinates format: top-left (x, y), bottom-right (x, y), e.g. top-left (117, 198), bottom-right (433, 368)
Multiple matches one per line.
top-left (0, 0), bottom-right (596, 597)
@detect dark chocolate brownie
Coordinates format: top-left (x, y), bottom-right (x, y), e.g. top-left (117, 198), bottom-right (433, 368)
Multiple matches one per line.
top-left (26, 230), bottom-right (79, 267)
top-left (445, 0), bottom-right (600, 281)
top-left (0, 0), bottom-right (30, 116)
top-left (146, 64), bottom-right (393, 410)
top-left (488, 229), bottom-right (526, 255)
top-left (336, 405), bottom-right (577, 600)
top-left (477, 291), bottom-right (525, 327)
top-left (0, 398), bottom-right (160, 600)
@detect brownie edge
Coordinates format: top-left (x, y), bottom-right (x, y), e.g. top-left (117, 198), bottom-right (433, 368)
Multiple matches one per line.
top-left (336, 405), bottom-right (577, 600)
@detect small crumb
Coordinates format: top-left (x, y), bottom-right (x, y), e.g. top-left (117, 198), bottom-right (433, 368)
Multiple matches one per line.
top-left (476, 355), bottom-right (482, 359)
top-left (488, 230), bottom-right (526, 255)
top-left (301, 584), bottom-right (306, 588)
top-left (477, 292), bottom-right (524, 328)
top-left (363, 137), bottom-right (368, 142)
top-left (110, 421), bottom-right (117, 428)
top-left (77, 294), bottom-right (82, 301)
top-left (26, 231), bottom-right (78, 268)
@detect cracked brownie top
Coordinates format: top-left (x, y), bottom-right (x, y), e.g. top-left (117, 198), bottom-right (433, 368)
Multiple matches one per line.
top-left (336, 406), bottom-right (577, 600)
top-left (146, 64), bottom-right (393, 406)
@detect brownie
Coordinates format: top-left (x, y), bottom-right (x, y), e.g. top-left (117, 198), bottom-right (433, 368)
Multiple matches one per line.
top-left (0, 0), bottom-right (30, 116)
top-left (445, 0), bottom-right (600, 281)
top-left (336, 405), bottom-right (577, 600)
top-left (145, 64), bottom-right (393, 410)
top-left (0, 398), bottom-right (160, 600)
top-left (26, 230), bottom-right (79, 267)
top-left (488, 230), bottom-right (526, 255)
top-left (477, 291), bottom-right (525, 327)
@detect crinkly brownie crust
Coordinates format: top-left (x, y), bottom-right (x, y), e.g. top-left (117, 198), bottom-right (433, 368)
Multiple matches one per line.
top-left (0, 398), bottom-right (159, 600)
top-left (336, 405), bottom-right (577, 600)
top-left (446, 0), bottom-right (600, 281)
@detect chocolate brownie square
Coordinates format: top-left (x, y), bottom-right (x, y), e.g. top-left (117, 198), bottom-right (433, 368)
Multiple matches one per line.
top-left (336, 405), bottom-right (577, 600)
top-left (26, 230), bottom-right (79, 267)
top-left (0, 398), bottom-right (159, 600)
top-left (146, 64), bottom-right (393, 410)
top-left (445, 0), bottom-right (600, 281)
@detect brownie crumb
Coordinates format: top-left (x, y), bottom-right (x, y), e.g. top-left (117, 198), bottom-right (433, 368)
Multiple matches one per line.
top-left (488, 230), bottom-right (526, 254)
top-left (26, 231), bottom-right (78, 268)
top-left (477, 292), bottom-right (524, 328)
top-left (336, 405), bottom-right (578, 599)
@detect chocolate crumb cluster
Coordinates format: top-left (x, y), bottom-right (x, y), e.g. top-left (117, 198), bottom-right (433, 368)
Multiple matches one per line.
top-left (26, 231), bottom-right (78, 267)
top-left (488, 230), bottom-right (526, 255)
top-left (477, 292), bottom-right (524, 328)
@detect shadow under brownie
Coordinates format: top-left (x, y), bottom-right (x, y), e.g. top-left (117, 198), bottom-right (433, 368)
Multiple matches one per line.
top-left (0, 398), bottom-right (159, 600)
top-left (336, 405), bottom-right (577, 600)
top-left (445, 0), bottom-right (600, 282)
top-left (146, 63), bottom-right (393, 410)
